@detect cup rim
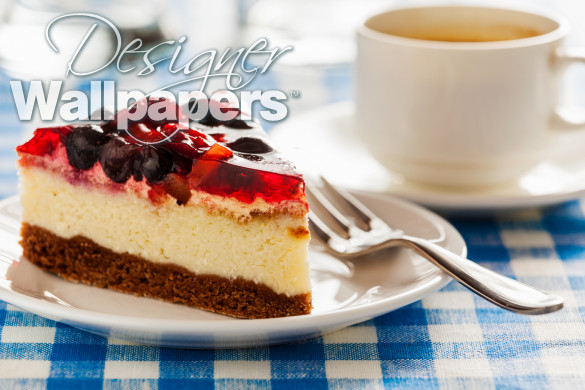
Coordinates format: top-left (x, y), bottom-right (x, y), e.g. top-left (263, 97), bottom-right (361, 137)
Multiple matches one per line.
top-left (358, 5), bottom-right (570, 50)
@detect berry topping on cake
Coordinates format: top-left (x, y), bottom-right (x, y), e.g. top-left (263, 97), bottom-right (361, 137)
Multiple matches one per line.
top-left (162, 172), bottom-right (192, 205)
top-left (140, 146), bottom-right (173, 183)
top-left (198, 113), bottom-right (252, 129)
top-left (184, 100), bottom-right (252, 130)
top-left (17, 127), bottom-right (63, 157)
top-left (99, 137), bottom-right (141, 184)
top-left (16, 97), bottom-right (306, 206)
top-left (65, 125), bottom-right (108, 170)
top-left (203, 143), bottom-right (233, 160)
top-left (227, 137), bottom-right (273, 154)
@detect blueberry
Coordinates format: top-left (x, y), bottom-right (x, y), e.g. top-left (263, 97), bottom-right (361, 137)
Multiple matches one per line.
top-left (197, 110), bottom-right (221, 127)
top-left (224, 118), bottom-right (252, 129)
top-left (132, 152), bottom-right (144, 182)
top-left (100, 119), bottom-right (119, 134)
top-left (226, 137), bottom-right (273, 154)
top-left (170, 154), bottom-right (193, 175)
top-left (141, 146), bottom-right (173, 183)
top-left (142, 97), bottom-right (180, 130)
top-left (99, 137), bottom-right (141, 183)
top-left (196, 110), bottom-right (252, 129)
top-left (65, 125), bottom-right (108, 170)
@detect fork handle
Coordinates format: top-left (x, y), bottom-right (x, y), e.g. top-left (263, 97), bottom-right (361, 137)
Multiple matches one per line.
top-left (399, 235), bottom-right (564, 314)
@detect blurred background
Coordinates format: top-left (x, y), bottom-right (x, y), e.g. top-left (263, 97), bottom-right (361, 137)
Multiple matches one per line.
top-left (0, 0), bottom-right (584, 197)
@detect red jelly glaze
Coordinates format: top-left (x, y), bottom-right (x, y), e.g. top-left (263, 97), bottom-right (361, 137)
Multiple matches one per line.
top-left (17, 99), bottom-right (306, 205)
top-left (195, 162), bottom-right (305, 204)
top-left (16, 127), bottom-right (67, 157)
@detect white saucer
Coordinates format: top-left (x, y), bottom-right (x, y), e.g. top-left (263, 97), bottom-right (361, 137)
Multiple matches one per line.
top-left (0, 193), bottom-right (463, 348)
top-left (271, 102), bottom-right (585, 212)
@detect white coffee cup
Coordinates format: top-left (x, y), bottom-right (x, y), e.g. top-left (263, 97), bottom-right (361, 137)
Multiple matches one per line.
top-left (356, 6), bottom-right (585, 187)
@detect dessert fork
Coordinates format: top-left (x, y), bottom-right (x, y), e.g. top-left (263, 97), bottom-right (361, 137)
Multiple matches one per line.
top-left (306, 178), bottom-right (564, 315)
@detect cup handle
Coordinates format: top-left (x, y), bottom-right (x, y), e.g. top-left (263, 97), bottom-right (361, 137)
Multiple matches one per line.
top-left (553, 47), bottom-right (585, 128)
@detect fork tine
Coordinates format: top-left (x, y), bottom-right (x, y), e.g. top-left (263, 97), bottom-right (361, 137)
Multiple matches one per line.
top-left (306, 184), bottom-right (356, 238)
top-left (320, 177), bottom-right (387, 231)
top-left (307, 210), bottom-right (347, 249)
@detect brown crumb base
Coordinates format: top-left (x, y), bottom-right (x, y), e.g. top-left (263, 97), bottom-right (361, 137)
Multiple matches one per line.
top-left (20, 223), bottom-right (312, 319)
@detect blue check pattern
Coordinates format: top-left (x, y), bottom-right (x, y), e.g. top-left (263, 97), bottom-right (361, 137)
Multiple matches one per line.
top-left (1, 69), bottom-right (585, 390)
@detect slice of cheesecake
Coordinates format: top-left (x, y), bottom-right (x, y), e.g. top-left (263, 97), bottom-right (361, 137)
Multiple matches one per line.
top-left (16, 98), bottom-right (311, 319)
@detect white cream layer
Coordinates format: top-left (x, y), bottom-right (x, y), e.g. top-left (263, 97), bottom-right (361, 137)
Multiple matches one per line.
top-left (20, 167), bottom-right (311, 296)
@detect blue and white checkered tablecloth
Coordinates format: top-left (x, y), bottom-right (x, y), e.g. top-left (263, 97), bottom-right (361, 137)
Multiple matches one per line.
top-left (1, 62), bottom-right (585, 390)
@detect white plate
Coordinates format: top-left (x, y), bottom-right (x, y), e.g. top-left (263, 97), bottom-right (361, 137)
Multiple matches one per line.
top-left (271, 101), bottom-right (585, 212)
top-left (0, 193), bottom-right (463, 348)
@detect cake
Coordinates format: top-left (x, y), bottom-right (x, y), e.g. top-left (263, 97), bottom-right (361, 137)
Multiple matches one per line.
top-left (16, 97), bottom-right (312, 319)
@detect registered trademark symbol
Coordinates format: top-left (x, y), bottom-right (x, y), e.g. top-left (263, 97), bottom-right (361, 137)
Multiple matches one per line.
top-left (290, 90), bottom-right (301, 98)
